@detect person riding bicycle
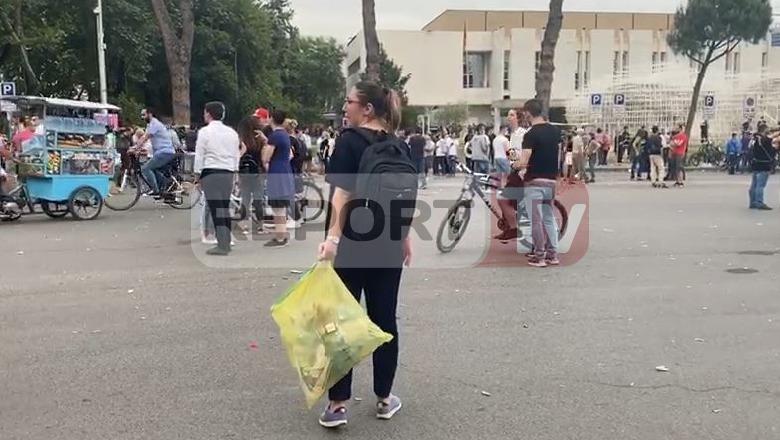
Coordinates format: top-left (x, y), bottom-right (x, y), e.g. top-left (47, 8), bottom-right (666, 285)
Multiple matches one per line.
top-left (137, 108), bottom-right (176, 197)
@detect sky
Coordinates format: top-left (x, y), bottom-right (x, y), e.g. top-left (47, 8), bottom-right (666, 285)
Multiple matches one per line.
top-left (291, 0), bottom-right (780, 43)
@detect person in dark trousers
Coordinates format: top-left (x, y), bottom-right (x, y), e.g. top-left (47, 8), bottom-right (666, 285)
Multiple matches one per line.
top-left (617, 126), bottom-right (631, 163)
top-left (317, 81), bottom-right (411, 429)
top-left (408, 128), bottom-right (427, 189)
top-left (237, 115), bottom-right (267, 235)
top-left (194, 102), bottom-right (240, 256)
top-left (726, 132), bottom-right (741, 175)
top-left (748, 125), bottom-right (779, 210)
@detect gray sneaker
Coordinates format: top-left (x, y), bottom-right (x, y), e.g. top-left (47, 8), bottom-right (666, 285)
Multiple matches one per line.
top-left (319, 406), bottom-right (347, 428)
top-left (376, 395), bottom-right (402, 420)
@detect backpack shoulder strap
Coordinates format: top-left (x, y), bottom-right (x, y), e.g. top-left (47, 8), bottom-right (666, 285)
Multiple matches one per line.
top-left (342, 127), bottom-right (379, 146)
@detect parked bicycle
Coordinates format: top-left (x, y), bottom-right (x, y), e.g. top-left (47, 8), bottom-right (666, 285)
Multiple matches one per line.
top-left (437, 162), bottom-right (568, 253)
top-left (105, 150), bottom-right (199, 211)
top-left (229, 172), bottom-right (325, 224)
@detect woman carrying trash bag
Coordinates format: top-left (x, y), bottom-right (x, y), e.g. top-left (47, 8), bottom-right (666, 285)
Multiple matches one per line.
top-left (316, 81), bottom-right (413, 428)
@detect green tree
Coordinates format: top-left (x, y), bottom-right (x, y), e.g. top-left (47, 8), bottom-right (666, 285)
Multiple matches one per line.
top-left (361, 47), bottom-right (411, 103)
top-left (434, 103), bottom-right (468, 135)
top-left (667, 0), bottom-right (773, 138)
top-left (285, 37), bottom-right (346, 125)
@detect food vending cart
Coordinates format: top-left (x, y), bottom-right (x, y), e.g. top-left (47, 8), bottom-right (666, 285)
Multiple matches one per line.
top-left (6, 96), bottom-right (120, 221)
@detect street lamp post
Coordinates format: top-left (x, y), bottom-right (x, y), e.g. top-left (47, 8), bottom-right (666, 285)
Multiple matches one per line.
top-left (94, 0), bottom-right (108, 105)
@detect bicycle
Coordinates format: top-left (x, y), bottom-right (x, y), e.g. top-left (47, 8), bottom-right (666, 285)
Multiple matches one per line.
top-left (436, 162), bottom-right (568, 253)
top-left (105, 150), bottom-right (200, 211)
top-left (229, 171), bottom-right (325, 225)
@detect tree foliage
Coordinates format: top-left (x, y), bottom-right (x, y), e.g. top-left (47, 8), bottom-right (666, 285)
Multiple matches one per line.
top-left (360, 47), bottom-right (411, 103)
top-left (667, 0), bottom-right (773, 137)
top-left (0, 0), bottom-right (346, 126)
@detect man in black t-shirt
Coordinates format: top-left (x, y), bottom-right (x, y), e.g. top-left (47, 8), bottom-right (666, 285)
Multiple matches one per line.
top-left (519, 99), bottom-right (561, 268)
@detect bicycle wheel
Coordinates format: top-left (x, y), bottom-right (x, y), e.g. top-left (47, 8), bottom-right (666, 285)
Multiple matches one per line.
top-left (436, 199), bottom-right (472, 253)
top-left (68, 187), bottom-right (103, 221)
top-left (301, 181), bottom-right (325, 222)
top-left (166, 179), bottom-right (200, 210)
top-left (105, 174), bottom-right (141, 211)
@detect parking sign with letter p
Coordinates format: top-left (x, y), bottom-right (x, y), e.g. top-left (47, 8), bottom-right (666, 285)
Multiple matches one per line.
top-left (1, 82), bottom-right (16, 97)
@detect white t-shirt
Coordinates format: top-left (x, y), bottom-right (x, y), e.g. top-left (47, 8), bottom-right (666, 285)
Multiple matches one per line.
top-left (448, 139), bottom-right (458, 156)
top-left (435, 139), bottom-right (447, 157)
top-left (493, 134), bottom-right (510, 160)
top-left (510, 127), bottom-right (527, 152)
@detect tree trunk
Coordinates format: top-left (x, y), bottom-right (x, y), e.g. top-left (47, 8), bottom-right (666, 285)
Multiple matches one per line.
top-left (684, 46), bottom-right (714, 140)
top-left (0, 1), bottom-right (40, 94)
top-left (534, 0), bottom-right (564, 118)
top-left (171, 63), bottom-right (191, 125)
top-left (361, 0), bottom-right (381, 82)
top-left (149, 0), bottom-right (195, 125)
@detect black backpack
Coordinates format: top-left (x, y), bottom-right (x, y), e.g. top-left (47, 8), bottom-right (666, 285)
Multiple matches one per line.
top-left (349, 128), bottom-right (418, 240)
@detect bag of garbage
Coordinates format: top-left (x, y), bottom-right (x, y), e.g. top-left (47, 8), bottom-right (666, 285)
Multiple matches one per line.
top-left (271, 261), bottom-right (393, 408)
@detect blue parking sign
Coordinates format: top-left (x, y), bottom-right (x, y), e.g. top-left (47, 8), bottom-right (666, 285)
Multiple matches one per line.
top-left (1, 82), bottom-right (16, 97)
top-left (590, 93), bottom-right (603, 106)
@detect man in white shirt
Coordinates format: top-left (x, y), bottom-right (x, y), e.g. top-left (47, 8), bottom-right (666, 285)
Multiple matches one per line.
top-left (447, 136), bottom-right (458, 176)
top-left (194, 101), bottom-right (240, 256)
top-left (435, 135), bottom-right (448, 176)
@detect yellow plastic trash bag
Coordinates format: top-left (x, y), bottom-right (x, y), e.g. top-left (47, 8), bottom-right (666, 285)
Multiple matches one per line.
top-left (271, 261), bottom-right (393, 408)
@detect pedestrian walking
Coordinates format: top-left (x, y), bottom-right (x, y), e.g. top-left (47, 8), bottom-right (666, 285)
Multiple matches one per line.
top-left (617, 126), bottom-right (631, 164)
top-left (586, 133), bottom-right (599, 183)
top-left (237, 115), bottom-right (267, 235)
top-left (423, 134), bottom-right (435, 180)
top-left (670, 124), bottom-right (688, 187)
top-left (647, 126), bottom-right (667, 188)
top-left (447, 135), bottom-right (459, 176)
top-left (470, 125), bottom-right (491, 174)
top-left (572, 128), bottom-right (586, 181)
top-left (748, 124), bottom-right (779, 210)
top-left (630, 127), bottom-right (648, 180)
top-left (194, 102), bottom-right (241, 256)
top-left (263, 110), bottom-right (296, 248)
top-left (726, 132), bottom-right (741, 175)
top-left (317, 81), bottom-right (412, 428)
top-left (408, 128), bottom-right (427, 189)
top-left (434, 134), bottom-right (447, 176)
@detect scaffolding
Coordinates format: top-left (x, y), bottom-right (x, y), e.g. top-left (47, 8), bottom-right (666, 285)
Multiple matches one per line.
top-left (566, 64), bottom-right (780, 142)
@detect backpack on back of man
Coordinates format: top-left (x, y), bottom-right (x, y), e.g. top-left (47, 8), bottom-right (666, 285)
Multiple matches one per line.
top-left (347, 127), bottom-right (418, 240)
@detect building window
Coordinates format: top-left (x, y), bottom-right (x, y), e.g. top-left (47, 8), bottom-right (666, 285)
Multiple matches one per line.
top-left (652, 51), bottom-right (659, 67)
top-left (463, 52), bottom-right (490, 88)
top-left (725, 52), bottom-right (732, 73)
top-left (622, 51), bottom-right (630, 74)
top-left (584, 51), bottom-right (590, 88)
top-left (347, 58), bottom-right (361, 76)
top-left (762, 52), bottom-right (769, 69)
top-left (503, 50), bottom-right (510, 92)
top-left (660, 52), bottom-right (667, 63)
top-left (733, 52), bottom-right (740, 74)
top-left (613, 51), bottom-right (620, 76)
top-left (575, 50), bottom-right (582, 91)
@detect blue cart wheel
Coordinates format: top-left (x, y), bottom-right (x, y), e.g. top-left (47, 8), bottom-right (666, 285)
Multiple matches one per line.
top-left (68, 186), bottom-right (103, 221)
top-left (41, 202), bottom-right (69, 219)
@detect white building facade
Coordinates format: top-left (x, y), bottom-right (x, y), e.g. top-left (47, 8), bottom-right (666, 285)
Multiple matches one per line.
top-left (345, 9), bottom-right (780, 130)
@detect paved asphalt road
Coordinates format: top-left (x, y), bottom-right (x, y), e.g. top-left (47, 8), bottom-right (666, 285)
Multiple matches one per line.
top-left (1, 172), bottom-right (779, 440)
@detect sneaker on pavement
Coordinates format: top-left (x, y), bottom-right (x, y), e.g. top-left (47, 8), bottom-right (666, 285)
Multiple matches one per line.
top-left (319, 406), bottom-right (348, 428)
top-left (527, 256), bottom-right (548, 268)
top-left (206, 246), bottom-right (230, 256)
top-left (376, 395), bottom-right (402, 420)
top-left (545, 257), bottom-right (561, 266)
top-left (263, 238), bottom-right (289, 248)
top-left (201, 235), bottom-right (218, 245)
top-left (757, 204), bottom-right (773, 210)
